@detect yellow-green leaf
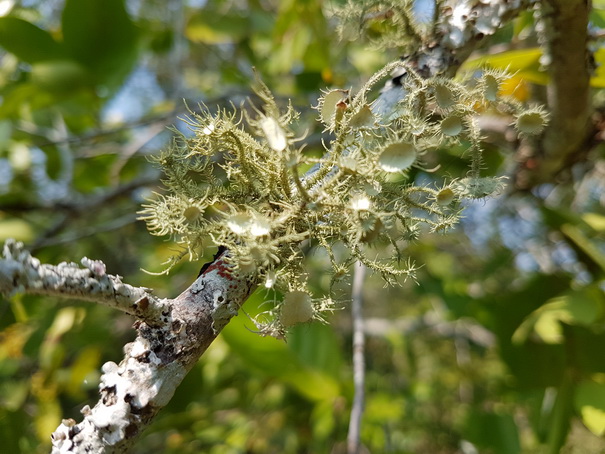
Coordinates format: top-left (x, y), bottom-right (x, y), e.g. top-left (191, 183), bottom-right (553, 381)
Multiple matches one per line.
top-left (575, 379), bottom-right (605, 436)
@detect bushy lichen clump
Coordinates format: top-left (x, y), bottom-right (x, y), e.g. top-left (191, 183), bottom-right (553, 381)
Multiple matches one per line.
top-left (139, 61), bottom-right (546, 337)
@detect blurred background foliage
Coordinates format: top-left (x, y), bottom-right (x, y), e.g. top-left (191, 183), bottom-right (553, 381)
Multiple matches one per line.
top-left (0, 0), bottom-right (604, 453)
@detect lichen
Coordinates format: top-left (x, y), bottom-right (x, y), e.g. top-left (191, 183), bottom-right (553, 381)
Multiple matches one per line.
top-left (138, 61), bottom-right (546, 336)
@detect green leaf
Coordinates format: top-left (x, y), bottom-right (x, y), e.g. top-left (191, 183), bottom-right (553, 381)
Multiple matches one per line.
top-left (590, 48), bottom-right (605, 88)
top-left (547, 372), bottom-right (574, 454)
top-left (463, 409), bottom-right (521, 454)
top-left (186, 11), bottom-right (249, 44)
top-left (575, 378), bottom-right (605, 436)
top-left (512, 286), bottom-right (605, 344)
top-left (30, 60), bottom-right (89, 92)
top-left (61, 0), bottom-right (138, 88)
top-left (482, 274), bottom-right (571, 388)
top-left (0, 17), bottom-right (65, 63)
top-left (583, 212), bottom-right (605, 232)
top-left (463, 48), bottom-right (548, 85)
top-left (466, 47), bottom-right (605, 88)
top-left (287, 321), bottom-right (342, 378)
top-left (221, 291), bottom-right (340, 402)
top-left (0, 218), bottom-right (34, 242)
top-left (591, 9), bottom-right (605, 28)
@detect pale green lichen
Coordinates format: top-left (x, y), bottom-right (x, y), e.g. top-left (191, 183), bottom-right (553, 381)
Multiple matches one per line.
top-left (139, 61), bottom-right (546, 336)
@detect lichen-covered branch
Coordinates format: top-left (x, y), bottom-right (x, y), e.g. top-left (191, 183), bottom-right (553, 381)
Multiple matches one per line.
top-left (0, 242), bottom-right (257, 454)
top-left (0, 239), bottom-right (169, 325)
top-left (376, 0), bottom-right (536, 111)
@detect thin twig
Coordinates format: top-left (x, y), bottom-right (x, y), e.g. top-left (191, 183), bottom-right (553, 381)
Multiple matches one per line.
top-left (347, 261), bottom-right (367, 454)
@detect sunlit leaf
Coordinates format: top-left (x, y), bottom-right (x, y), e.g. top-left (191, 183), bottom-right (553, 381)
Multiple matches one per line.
top-left (561, 224), bottom-right (605, 273)
top-left (467, 47), bottom-right (605, 88)
top-left (0, 218), bottom-right (34, 242)
top-left (583, 213), bottom-right (605, 232)
top-left (464, 48), bottom-right (548, 85)
top-left (575, 379), bottom-right (605, 436)
top-left (186, 12), bottom-right (248, 44)
top-left (512, 286), bottom-right (605, 344)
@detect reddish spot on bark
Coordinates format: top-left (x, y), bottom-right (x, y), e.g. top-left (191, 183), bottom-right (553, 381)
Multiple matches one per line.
top-left (205, 259), bottom-right (232, 280)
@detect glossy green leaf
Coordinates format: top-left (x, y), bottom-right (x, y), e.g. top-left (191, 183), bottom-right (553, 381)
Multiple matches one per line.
top-left (466, 47), bottom-right (605, 88)
top-left (0, 17), bottom-right (64, 63)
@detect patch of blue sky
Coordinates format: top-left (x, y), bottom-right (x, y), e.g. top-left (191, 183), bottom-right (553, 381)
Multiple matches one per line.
top-left (101, 64), bottom-right (166, 125)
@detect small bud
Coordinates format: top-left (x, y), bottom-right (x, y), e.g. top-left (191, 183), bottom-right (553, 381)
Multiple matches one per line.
top-left (319, 89), bottom-right (348, 125)
top-left (335, 100), bottom-right (348, 124)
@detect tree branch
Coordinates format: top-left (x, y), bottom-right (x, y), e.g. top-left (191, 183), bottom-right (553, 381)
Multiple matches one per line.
top-left (516, 0), bottom-right (592, 188)
top-left (21, 243), bottom-right (257, 453)
top-left (0, 239), bottom-right (169, 326)
top-left (347, 262), bottom-right (367, 454)
top-left (376, 0), bottom-right (536, 113)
